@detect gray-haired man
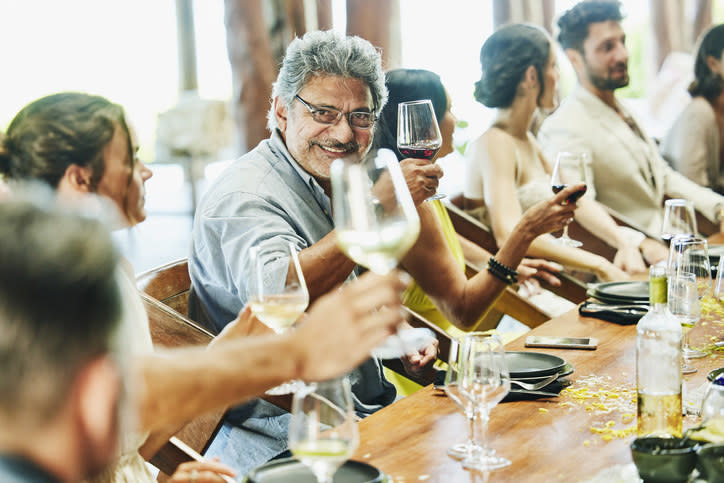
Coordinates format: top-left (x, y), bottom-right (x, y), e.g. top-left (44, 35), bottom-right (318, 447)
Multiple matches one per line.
top-left (190, 30), bottom-right (439, 474)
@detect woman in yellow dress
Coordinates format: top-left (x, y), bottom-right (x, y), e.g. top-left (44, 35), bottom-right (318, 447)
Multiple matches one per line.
top-left (373, 68), bottom-right (581, 393)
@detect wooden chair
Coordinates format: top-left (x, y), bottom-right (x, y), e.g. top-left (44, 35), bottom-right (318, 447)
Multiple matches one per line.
top-left (141, 292), bottom-right (225, 480)
top-left (136, 258), bottom-right (194, 321)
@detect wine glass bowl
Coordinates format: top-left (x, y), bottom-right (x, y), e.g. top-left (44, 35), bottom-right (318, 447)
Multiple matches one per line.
top-left (550, 152), bottom-right (588, 247)
top-left (331, 148), bottom-right (420, 275)
top-left (248, 242), bottom-right (309, 394)
top-left (661, 199), bottom-right (697, 243)
top-left (397, 99), bottom-right (444, 200)
top-left (288, 377), bottom-right (359, 483)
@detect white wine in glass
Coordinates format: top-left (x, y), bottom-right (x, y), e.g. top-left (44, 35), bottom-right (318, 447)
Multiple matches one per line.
top-left (332, 148), bottom-right (420, 275)
top-left (288, 377), bottom-right (359, 483)
top-left (248, 242), bottom-right (309, 393)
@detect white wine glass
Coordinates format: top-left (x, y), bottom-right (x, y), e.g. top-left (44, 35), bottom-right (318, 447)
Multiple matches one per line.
top-left (550, 152), bottom-right (588, 248)
top-left (248, 242), bottom-right (309, 394)
top-left (443, 338), bottom-right (481, 460)
top-left (288, 376), bottom-right (359, 483)
top-left (331, 149), bottom-right (433, 359)
top-left (667, 271), bottom-right (700, 374)
top-left (668, 235), bottom-right (710, 361)
top-left (397, 99), bottom-right (444, 201)
top-left (459, 333), bottom-right (511, 471)
top-left (661, 199), bottom-right (697, 243)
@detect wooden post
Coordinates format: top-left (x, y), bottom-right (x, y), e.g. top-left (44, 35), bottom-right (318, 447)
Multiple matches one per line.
top-left (175, 0), bottom-right (198, 93)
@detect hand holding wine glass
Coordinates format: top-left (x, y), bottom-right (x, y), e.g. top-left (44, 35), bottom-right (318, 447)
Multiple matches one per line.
top-left (331, 148), bottom-right (433, 359)
top-left (288, 377), bottom-right (359, 483)
top-left (248, 242), bottom-right (309, 394)
top-left (397, 99), bottom-right (444, 201)
top-left (550, 151), bottom-right (588, 247)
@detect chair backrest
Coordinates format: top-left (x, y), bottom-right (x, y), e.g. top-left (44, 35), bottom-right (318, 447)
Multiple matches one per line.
top-left (140, 292), bottom-right (225, 479)
top-left (137, 258), bottom-right (192, 316)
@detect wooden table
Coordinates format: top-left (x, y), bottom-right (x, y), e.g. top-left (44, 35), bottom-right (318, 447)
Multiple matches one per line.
top-left (353, 308), bottom-right (722, 482)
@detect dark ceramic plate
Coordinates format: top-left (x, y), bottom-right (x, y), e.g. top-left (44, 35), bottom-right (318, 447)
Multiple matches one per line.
top-left (505, 351), bottom-right (566, 378)
top-left (588, 281), bottom-right (649, 303)
top-left (708, 367), bottom-right (724, 382)
top-left (512, 362), bottom-right (574, 382)
top-left (245, 458), bottom-right (385, 483)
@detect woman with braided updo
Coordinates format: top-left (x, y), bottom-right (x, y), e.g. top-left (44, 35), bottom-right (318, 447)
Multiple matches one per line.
top-left (661, 24), bottom-right (724, 194)
top-left (463, 23), bottom-right (664, 283)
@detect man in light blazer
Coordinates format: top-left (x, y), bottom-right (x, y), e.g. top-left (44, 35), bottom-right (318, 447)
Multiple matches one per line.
top-left (539, 0), bottom-right (724, 236)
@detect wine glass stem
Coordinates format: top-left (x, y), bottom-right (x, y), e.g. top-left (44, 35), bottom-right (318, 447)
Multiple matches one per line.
top-left (469, 409), bottom-right (489, 459)
top-left (562, 225), bottom-right (571, 240)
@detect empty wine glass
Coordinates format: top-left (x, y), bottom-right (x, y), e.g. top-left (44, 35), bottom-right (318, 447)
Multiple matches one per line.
top-left (397, 99), bottom-right (444, 201)
top-left (458, 333), bottom-right (511, 471)
top-left (442, 338), bottom-right (479, 460)
top-left (667, 235), bottom-right (710, 361)
top-left (661, 199), bottom-right (697, 243)
top-left (248, 242), bottom-right (309, 394)
top-left (667, 271), bottom-right (700, 374)
top-left (550, 152), bottom-right (588, 247)
top-left (288, 377), bottom-right (359, 483)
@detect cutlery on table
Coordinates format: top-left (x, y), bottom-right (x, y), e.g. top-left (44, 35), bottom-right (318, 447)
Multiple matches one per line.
top-left (510, 373), bottom-right (559, 391)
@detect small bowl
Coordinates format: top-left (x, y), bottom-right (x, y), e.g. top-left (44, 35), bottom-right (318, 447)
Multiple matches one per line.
top-left (630, 437), bottom-right (699, 483)
top-left (697, 443), bottom-right (724, 483)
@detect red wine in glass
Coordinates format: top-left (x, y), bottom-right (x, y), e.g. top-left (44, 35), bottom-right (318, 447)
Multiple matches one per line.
top-left (551, 184), bottom-right (588, 203)
top-left (398, 143), bottom-right (441, 161)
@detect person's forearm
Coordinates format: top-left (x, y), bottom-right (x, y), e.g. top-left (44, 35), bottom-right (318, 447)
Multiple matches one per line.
top-left (297, 231), bottom-right (356, 302)
top-left (456, 234), bottom-right (492, 269)
top-left (525, 235), bottom-right (608, 274)
top-left (134, 334), bottom-right (303, 433)
top-left (574, 199), bottom-right (631, 249)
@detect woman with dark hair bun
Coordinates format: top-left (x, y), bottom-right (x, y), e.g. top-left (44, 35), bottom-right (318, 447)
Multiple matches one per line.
top-left (464, 23), bottom-right (655, 283)
top-left (661, 24), bottom-right (724, 193)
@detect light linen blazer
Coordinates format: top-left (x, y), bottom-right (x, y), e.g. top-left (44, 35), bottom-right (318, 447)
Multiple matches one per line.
top-left (538, 84), bottom-right (724, 235)
top-left (660, 97), bottom-right (722, 193)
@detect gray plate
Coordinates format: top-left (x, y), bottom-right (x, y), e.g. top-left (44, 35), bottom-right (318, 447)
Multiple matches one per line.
top-left (506, 351), bottom-right (566, 378)
top-left (245, 458), bottom-right (385, 483)
top-left (588, 281), bottom-right (649, 302)
top-left (512, 362), bottom-right (574, 382)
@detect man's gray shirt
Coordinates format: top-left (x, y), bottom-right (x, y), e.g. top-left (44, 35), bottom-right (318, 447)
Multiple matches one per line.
top-left (189, 129), bottom-right (396, 473)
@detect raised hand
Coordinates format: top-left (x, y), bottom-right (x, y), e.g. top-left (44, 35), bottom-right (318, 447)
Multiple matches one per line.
top-left (399, 158), bottom-right (444, 206)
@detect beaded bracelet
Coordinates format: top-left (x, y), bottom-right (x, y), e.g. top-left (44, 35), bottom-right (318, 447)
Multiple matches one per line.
top-left (487, 256), bottom-right (518, 285)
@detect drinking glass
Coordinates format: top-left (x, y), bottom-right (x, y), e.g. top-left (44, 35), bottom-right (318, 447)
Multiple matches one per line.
top-left (667, 272), bottom-right (700, 374)
top-left (458, 333), bottom-right (511, 471)
top-left (661, 199), bottom-right (697, 243)
top-left (714, 257), bottom-right (724, 301)
top-left (288, 377), bottom-right (359, 483)
top-left (397, 99), bottom-right (444, 201)
top-left (667, 235), bottom-right (710, 361)
top-left (550, 152), bottom-right (588, 247)
top-left (248, 242), bottom-right (309, 394)
top-left (331, 148), bottom-right (430, 358)
top-left (442, 338), bottom-right (479, 460)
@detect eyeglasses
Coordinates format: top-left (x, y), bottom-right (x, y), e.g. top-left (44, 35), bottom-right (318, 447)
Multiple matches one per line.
top-left (295, 95), bottom-right (376, 129)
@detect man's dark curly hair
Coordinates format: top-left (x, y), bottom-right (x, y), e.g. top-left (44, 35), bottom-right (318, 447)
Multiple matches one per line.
top-left (557, 1), bottom-right (624, 52)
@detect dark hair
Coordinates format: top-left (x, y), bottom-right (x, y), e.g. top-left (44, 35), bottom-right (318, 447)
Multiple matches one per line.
top-left (0, 92), bottom-right (132, 192)
top-left (557, 0), bottom-right (623, 52)
top-left (0, 196), bottom-right (122, 422)
top-left (474, 24), bottom-right (551, 109)
top-left (374, 69), bottom-right (447, 160)
top-left (689, 24), bottom-right (724, 102)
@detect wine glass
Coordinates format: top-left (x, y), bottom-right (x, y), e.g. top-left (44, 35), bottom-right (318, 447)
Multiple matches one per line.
top-left (248, 242), bottom-right (309, 394)
top-left (714, 257), bottom-right (724, 301)
top-left (331, 148), bottom-right (433, 358)
top-left (550, 152), bottom-right (588, 247)
top-left (442, 338), bottom-right (479, 460)
top-left (667, 271), bottom-right (700, 374)
top-left (667, 235), bottom-right (711, 361)
top-left (288, 376), bottom-right (359, 483)
top-left (661, 199), bottom-right (697, 243)
top-left (458, 333), bottom-right (511, 471)
top-left (397, 99), bottom-right (444, 201)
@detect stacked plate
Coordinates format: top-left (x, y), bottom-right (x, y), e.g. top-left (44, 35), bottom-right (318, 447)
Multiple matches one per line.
top-left (586, 281), bottom-right (649, 305)
top-left (245, 458), bottom-right (385, 482)
top-left (506, 351), bottom-right (574, 397)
